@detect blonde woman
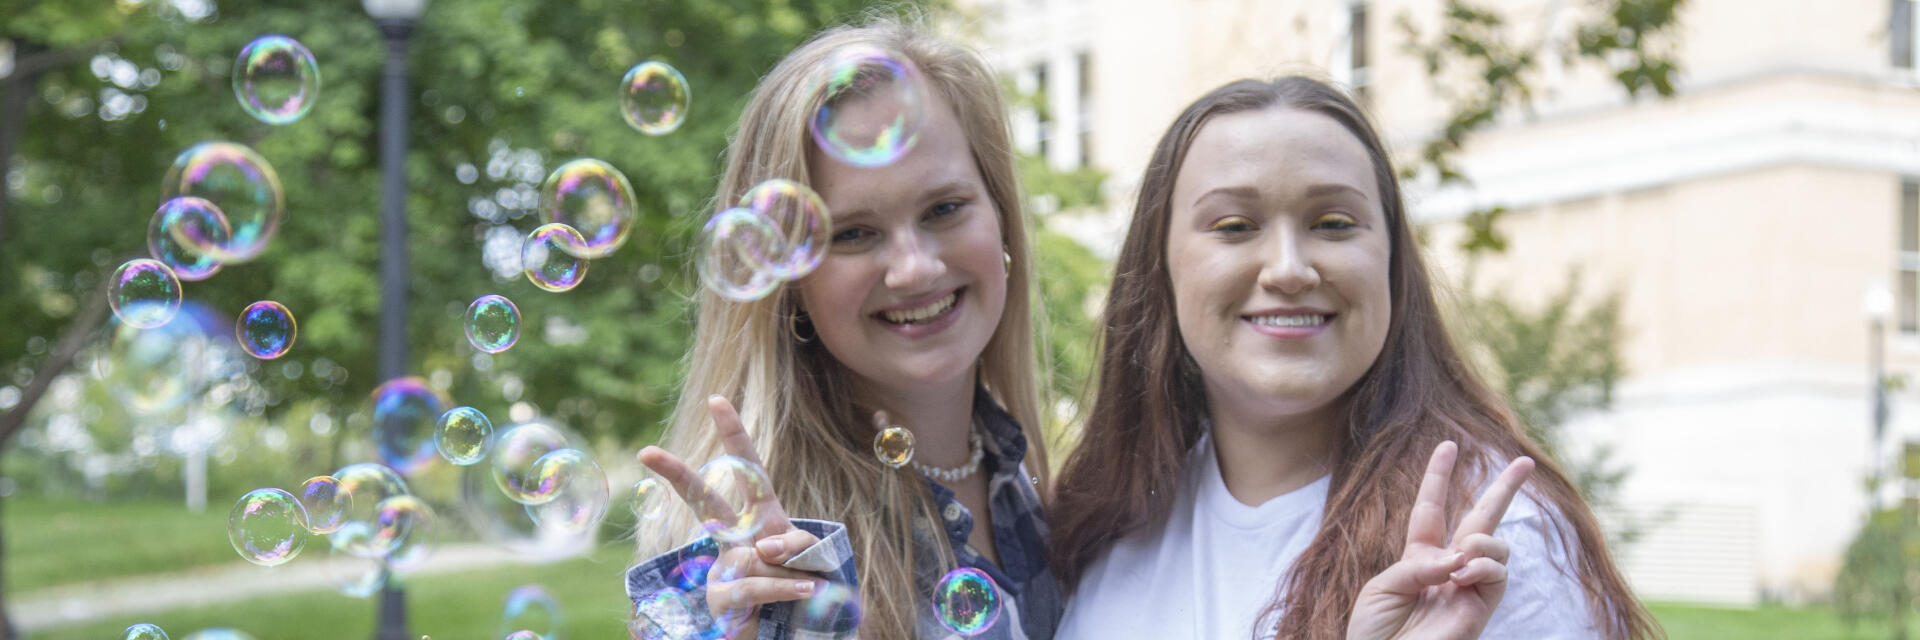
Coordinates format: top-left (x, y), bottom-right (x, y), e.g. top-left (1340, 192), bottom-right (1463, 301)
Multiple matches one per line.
top-left (624, 17), bottom-right (1062, 640)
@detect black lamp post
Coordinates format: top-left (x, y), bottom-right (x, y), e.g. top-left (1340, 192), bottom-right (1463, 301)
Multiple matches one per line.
top-left (362, 0), bottom-right (426, 638)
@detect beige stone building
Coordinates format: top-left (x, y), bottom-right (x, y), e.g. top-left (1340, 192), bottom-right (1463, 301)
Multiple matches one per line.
top-left (960, 0), bottom-right (1920, 606)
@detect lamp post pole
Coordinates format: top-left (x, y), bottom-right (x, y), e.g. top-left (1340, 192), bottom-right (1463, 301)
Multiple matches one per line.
top-left (370, 7), bottom-right (420, 639)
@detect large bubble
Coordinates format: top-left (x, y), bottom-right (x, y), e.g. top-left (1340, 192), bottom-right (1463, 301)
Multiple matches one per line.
top-left (435, 406), bottom-right (494, 466)
top-left (523, 223), bottom-right (589, 292)
top-left (462, 420), bottom-right (599, 560)
top-left (160, 141), bottom-right (284, 263)
top-left (690, 455), bottom-right (773, 545)
top-left (738, 179), bottom-right (831, 280)
top-left (620, 61), bottom-right (689, 136)
top-left (235, 300), bottom-right (296, 360)
top-left (122, 623), bottom-right (170, 640)
top-left (367, 377), bottom-right (450, 475)
top-left (331, 462), bottom-right (411, 557)
top-left (808, 44), bottom-right (925, 168)
top-left (464, 294), bottom-right (521, 354)
top-left (539, 158), bottom-right (637, 259)
top-left (299, 475), bottom-right (346, 534)
top-left (232, 35), bottom-right (320, 125)
top-left (490, 422), bottom-right (572, 505)
top-left (524, 449), bottom-right (610, 535)
top-left (695, 207), bottom-right (781, 303)
top-left (110, 259), bottom-right (183, 330)
top-left (227, 488), bottom-right (310, 566)
top-left (934, 567), bottom-right (1002, 636)
top-left (499, 584), bottom-right (563, 640)
top-left (146, 197), bottom-right (229, 282)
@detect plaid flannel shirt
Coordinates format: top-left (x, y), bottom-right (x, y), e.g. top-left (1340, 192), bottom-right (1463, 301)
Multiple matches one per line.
top-left (623, 388), bottom-right (1062, 640)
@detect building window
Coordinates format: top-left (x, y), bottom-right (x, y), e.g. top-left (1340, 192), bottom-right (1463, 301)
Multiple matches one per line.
top-left (1897, 0), bottom-right (1916, 69)
top-left (1075, 51), bottom-right (1093, 168)
top-left (1901, 178), bottom-right (1919, 333)
top-left (1332, 2), bottom-right (1371, 101)
top-left (1033, 63), bottom-right (1050, 160)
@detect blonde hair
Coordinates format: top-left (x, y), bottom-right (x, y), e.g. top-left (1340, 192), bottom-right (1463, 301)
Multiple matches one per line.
top-left (637, 15), bottom-right (1048, 638)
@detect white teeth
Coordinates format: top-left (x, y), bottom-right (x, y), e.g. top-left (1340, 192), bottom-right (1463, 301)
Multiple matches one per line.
top-left (881, 293), bottom-right (957, 324)
top-left (1248, 314), bottom-right (1328, 328)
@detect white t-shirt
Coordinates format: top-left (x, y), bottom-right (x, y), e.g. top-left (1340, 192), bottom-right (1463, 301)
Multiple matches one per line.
top-left (1056, 434), bottom-right (1599, 640)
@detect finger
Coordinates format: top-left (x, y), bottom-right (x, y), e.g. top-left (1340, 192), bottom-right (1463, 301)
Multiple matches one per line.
top-left (1452, 532), bottom-right (1509, 565)
top-left (1455, 456), bottom-right (1536, 539)
top-left (707, 396), bottom-right (796, 537)
top-left (754, 528), bottom-right (822, 565)
top-left (715, 545), bottom-right (821, 583)
top-left (1359, 550), bottom-right (1468, 597)
top-left (1449, 556), bottom-right (1509, 587)
top-left (706, 576), bottom-right (818, 612)
top-left (637, 446), bottom-right (737, 525)
top-left (1404, 441), bottom-right (1458, 551)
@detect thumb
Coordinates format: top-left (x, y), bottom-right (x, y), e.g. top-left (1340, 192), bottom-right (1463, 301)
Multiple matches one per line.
top-left (1365, 551), bottom-right (1465, 597)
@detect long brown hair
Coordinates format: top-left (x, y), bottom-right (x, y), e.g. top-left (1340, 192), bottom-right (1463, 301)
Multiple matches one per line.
top-left (1048, 76), bottom-right (1661, 639)
top-left (634, 15), bottom-right (1048, 639)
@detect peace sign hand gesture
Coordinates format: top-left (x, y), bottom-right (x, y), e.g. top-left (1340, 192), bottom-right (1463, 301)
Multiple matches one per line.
top-left (637, 396), bottom-right (826, 638)
top-left (1346, 441), bottom-right (1536, 640)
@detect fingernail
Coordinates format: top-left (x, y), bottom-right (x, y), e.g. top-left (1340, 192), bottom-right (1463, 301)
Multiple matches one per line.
top-left (757, 538), bottom-right (786, 556)
top-left (794, 581), bottom-right (815, 595)
top-left (1441, 552), bottom-right (1464, 567)
top-left (1450, 568), bottom-right (1469, 581)
top-left (709, 395), bottom-right (726, 403)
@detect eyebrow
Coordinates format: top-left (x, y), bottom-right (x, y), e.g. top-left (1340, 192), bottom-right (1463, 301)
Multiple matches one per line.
top-left (1190, 183), bottom-right (1368, 208)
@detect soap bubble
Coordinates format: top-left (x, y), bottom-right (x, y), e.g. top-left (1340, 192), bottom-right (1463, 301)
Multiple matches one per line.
top-left (620, 61), bottom-right (689, 136)
top-left (739, 179), bottom-right (831, 279)
top-left (299, 475), bottom-right (346, 534)
top-left (368, 377), bottom-right (451, 474)
top-left (227, 487), bottom-right (310, 566)
top-left (235, 300), bottom-right (296, 359)
top-left (668, 554), bottom-right (716, 592)
top-left (808, 44), bottom-right (925, 168)
top-left (465, 294), bottom-right (521, 354)
top-left (696, 207), bottom-right (781, 303)
top-left (523, 223), bottom-right (589, 292)
top-left (690, 455), bottom-right (774, 544)
top-left (331, 462), bottom-right (411, 557)
top-left (490, 422), bottom-right (572, 505)
top-left (160, 141), bottom-right (284, 262)
top-left (539, 158), bottom-right (637, 259)
top-left (934, 567), bottom-right (1002, 636)
top-left (502, 632), bottom-right (543, 640)
top-left (123, 623), bottom-right (169, 640)
top-left (110, 259), bottom-right (183, 330)
top-left (147, 197), bottom-right (229, 281)
top-left (435, 406), bottom-right (494, 465)
top-left (326, 524), bottom-right (390, 598)
top-left (872, 411), bottom-right (915, 468)
top-left (101, 302), bottom-right (232, 416)
top-left (628, 588), bottom-right (702, 640)
top-left (232, 35), bottom-right (320, 125)
top-left (629, 477), bottom-right (670, 521)
top-left (500, 584), bottom-right (562, 640)
top-left (180, 630), bottom-right (260, 640)
top-left (525, 449), bottom-right (609, 534)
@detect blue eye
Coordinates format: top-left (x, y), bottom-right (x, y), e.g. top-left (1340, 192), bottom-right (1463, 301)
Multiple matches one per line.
top-left (928, 201), bottom-right (963, 219)
top-left (832, 227), bottom-right (874, 244)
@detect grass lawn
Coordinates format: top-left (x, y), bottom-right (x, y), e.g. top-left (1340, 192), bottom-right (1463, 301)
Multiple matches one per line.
top-left (4, 497), bottom-right (235, 593)
top-left (1650, 602), bottom-right (1920, 640)
top-left (35, 551), bottom-right (640, 639)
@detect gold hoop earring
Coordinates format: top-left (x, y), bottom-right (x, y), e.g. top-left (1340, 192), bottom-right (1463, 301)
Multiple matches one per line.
top-left (1003, 250), bottom-right (1012, 272)
top-left (788, 308), bottom-right (815, 344)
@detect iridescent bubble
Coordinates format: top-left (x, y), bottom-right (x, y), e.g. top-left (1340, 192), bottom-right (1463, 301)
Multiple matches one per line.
top-left (371, 494), bottom-right (431, 557)
top-left (935, 567), bottom-right (1002, 636)
top-left (299, 475), bottom-right (346, 534)
top-left (503, 633), bottom-right (543, 640)
top-left (523, 223), bottom-right (589, 292)
top-left (332, 462), bottom-right (412, 557)
top-left (696, 207), bottom-right (781, 303)
top-left (101, 302), bottom-right (232, 415)
top-left (629, 477), bottom-right (669, 521)
top-left (147, 197), bottom-right (229, 281)
top-left (872, 411), bottom-right (915, 468)
top-left (465, 295), bottom-right (521, 354)
top-left (808, 44), bottom-right (925, 168)
top-left (539, 158), bottom-right (637, 259)
top-left (620, 61), bottom-right (689, 136)
top-left (500, 585), bottom-right (562, 640)
top-left (691, 455), bottom-right (773, 544)
top-left (739, 179), bottom-right (831, 279)
top-left (180, 630), bottom-right (260, 640)
top-left (460, 442), bottom-right (597, 561)
top-left (798, 582), bottom-right (861, 638)
top-left (235, 300), bottom-right (296, 359)
top-left (232, 35), bottom-right (320, 125)
top-left (491, 421), bottom-right (572, 505)
top-left (326, 524), bottom-right (389, 598)
top-left (525, 448), bottom-right (609, 534)
top-left (227, 487), bottom-right (310, 566)
top-left (123, 623), bottom-right (169, 640)
top-left (110, 259), bottom-right (183, 330)
top-left (436, 406), bottom-right (494, 465)
top-left (629, 588), bottom-right (701, 640)
top-left (160, 141), bottom-right (284, 262)
top-left (386, 496), bottom-right (440, 574)
top-left (667, 555), bottom-right (715, 592)
top-left (368, 377), bottom-right (451, 474)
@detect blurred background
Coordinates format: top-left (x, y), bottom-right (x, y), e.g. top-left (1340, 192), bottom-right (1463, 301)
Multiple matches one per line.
top-left (0, 0), bottom-right (1912, 638)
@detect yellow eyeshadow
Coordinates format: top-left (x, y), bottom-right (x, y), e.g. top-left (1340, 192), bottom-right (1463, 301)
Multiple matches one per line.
top-left (1314, 213), bottom-right (1358, 226)
top-left (1208, 216), bottom-right (1253, 231)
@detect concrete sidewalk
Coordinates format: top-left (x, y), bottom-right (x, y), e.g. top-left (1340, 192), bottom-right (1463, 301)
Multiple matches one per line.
top-left (13, 543), bottom-right (514, 632)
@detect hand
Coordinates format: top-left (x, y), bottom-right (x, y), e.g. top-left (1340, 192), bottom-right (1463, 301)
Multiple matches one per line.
top-left (638, 395), bottom-right (824, 638)
top-left (1346, 441), bottom-right (1536, 640)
